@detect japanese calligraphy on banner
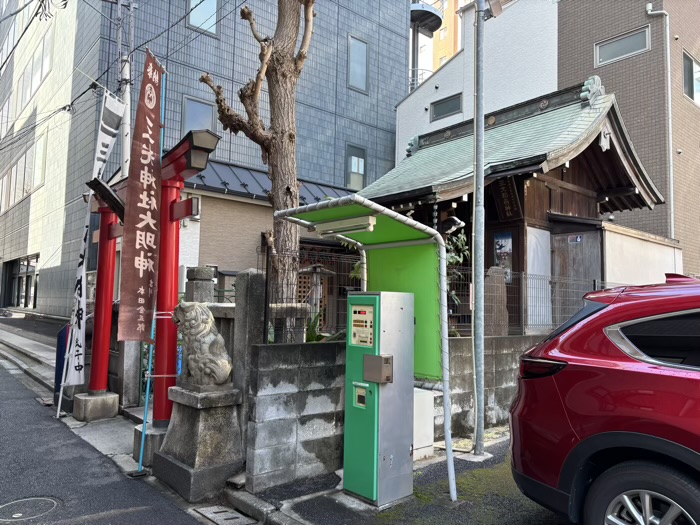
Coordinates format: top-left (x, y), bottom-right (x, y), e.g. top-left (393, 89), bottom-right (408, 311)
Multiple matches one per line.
top-left (93, 92), bottom-right (126, 180)
top-left (63, 215), bottom-right (89, 386)
top-left (118, 50), bottom-right (164, 342)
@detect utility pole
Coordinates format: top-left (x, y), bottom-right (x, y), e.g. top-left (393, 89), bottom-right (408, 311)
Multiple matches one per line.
top-left (472, 0), bottom-right (486, 457)
top-left (117, 0), bottom-right (133, 179)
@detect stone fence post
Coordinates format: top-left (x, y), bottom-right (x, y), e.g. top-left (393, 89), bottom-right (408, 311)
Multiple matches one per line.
top-left (186, 267), bottom-right (215, 302)
top-left (232, 269), bottom-right (266, 451)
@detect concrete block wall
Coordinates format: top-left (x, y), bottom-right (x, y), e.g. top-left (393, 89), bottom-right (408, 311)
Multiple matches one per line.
top-left (246, 342), bottom-right (345, 493)
top-left (433, 335), bottom-right (541, 440)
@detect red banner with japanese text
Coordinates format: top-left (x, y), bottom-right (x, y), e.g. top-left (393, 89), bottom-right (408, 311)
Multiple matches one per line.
top-left (118, 50), bottom-right (164, 342)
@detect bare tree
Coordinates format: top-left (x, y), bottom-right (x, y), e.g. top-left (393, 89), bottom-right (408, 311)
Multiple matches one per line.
top-left (201, 0), bottom-right (315, 310)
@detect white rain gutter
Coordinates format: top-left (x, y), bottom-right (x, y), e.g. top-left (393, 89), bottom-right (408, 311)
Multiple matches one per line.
top-left (275, 194), bottom-right (458, 502)
top-left (646, 3), bottom-right (674, 239)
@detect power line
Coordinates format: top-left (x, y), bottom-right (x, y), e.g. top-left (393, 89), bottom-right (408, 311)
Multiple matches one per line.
top-left (132, 0), bottom-right (242, 85)
top-left (0, 0), bottom-right (34, 24)
top-left (132, 0), bottom-right (208, 54)
top-left (0, 2), bottom-right (40, 73)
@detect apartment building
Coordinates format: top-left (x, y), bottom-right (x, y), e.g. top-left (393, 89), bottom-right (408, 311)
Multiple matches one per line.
top-left (0, 0), bottom-right (410, 317)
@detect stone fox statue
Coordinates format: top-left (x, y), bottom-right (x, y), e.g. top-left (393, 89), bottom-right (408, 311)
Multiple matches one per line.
top-left (172, 302), bottom-right (232, 386)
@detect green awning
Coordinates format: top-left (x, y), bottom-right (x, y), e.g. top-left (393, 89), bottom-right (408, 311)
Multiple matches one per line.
top-left (276, 195), bottom-right (443, 380)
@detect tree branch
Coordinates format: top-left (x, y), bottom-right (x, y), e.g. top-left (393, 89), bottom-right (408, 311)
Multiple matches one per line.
top-left (241, 5), bottom-right (268, 44)
top-left (200, 73), bottom-right (271, 152)
top-left (295, 0), bottom-right (315, 72)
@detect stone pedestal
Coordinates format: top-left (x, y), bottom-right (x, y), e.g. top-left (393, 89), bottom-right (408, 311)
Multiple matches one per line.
top-left (132, 424), bottom-right (167, 467)
top-left (73, 392), bottom-right (119, 421)
top-left (152, 386), bottom-right (244, 502)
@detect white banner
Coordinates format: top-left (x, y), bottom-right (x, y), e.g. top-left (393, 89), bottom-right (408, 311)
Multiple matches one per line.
top-left (62, 211), bottom-right (89, 386)
top-left (92, 91), bottom-right (126, 180)
top-left (62, 90), bottom-right (124, 387)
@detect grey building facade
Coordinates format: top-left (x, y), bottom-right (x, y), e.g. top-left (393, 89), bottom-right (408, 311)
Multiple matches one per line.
top-left (0, 0), bottom-right (409, 317)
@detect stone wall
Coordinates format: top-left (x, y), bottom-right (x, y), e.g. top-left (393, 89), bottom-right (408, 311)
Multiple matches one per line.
top-left (246, 342), bottom-right (345, 493)
top-left (433, 335), bottom-right (542, 440)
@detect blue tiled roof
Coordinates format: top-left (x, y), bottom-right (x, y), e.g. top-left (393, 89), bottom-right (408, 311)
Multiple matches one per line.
top-left (185, 160), bottom-right (354, 204)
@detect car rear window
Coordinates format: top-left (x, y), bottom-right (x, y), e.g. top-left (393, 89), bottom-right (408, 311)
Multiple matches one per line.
top-left (544, 299), bottom-right (608, 342)
top-left (620, 311), bottom-right (700, 367)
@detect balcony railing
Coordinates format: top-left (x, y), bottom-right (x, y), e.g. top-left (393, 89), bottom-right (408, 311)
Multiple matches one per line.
top-left (409, 68), bottom-right (434, 91)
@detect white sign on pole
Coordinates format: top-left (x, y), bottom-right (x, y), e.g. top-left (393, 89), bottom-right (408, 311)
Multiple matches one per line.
top-left (93, 92), bottom-right (126, 180)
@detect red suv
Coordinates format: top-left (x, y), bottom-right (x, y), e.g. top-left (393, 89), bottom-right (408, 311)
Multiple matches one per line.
top-left (510, 274), bottom-right (700, 525)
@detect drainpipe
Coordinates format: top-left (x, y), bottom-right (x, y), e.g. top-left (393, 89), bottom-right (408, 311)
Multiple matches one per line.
top-left (646, 3), bottom-right (674, 239)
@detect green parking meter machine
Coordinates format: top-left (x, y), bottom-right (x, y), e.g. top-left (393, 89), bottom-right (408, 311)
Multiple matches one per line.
top-left (343, 291), bottom-right (414, 507)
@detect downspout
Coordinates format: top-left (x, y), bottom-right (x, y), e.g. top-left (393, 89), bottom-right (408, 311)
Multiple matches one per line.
top-left (646, 3), bottom-right (674, 240)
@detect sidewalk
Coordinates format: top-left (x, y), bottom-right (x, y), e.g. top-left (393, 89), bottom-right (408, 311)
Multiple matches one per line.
top-left (0, 317), bottom-right (58, 392)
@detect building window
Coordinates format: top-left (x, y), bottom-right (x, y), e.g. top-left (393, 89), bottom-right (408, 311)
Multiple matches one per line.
top-left (188, 0), bottom-right (218, 34)
top-left (182, 97), bottom-right (214, 135)
top-left (439, 28), bottom-right (447, 41)
top-left (595, 26), bottom-right (650, 67)
top-left (0, 94), bottom-right (11, 139)
top-left (346, 145), bottom-right (366, 191)
top-left (15, 25), bottom-right (52, 112)
top-left (348, 36), bottom-right (368, 93)
top-left (683, 52), bottom-right (700, 105)
top-left (0, 136), bottom-right (46, 213)
top-left (431, 93), bottom-right (461, 121)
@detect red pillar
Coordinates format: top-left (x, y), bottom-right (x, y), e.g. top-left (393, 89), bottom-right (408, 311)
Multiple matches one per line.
top-left (153, 178), bottom-right (183, 425)
top-left (88, 207), bottom-right (118, 394)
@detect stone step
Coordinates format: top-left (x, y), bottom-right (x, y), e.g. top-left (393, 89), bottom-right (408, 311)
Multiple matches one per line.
top-left (0, 343), bottom-right (54, 392)
top-left (227, 472), bottom-right (246, 490)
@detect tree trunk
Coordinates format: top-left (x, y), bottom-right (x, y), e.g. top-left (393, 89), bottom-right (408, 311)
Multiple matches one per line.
top-left (268, 67), bottom-right (300, 310)
top-left (201, 0), bottom-right (316, 341)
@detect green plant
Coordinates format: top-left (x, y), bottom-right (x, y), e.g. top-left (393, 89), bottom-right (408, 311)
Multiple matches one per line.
top-left (305, 312), bottom-right (329, 342)
top-left (447, 230), bottom-right (470, 266)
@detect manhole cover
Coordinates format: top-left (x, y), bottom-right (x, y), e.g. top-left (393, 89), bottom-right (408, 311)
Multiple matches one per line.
top-left (193, 505), bottom-right (257, 525)
top-left (0, 498), bottom-right (59, 522)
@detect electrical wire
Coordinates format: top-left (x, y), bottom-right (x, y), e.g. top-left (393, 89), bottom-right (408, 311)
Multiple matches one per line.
top-left (126, 0), bottom-right (242, 86)
top-left (132, 0), bottom-right (208, 54)
top-left (0, 2), bottom-right (40, 73)
top-left (0, 0), bottom-right (34, 24)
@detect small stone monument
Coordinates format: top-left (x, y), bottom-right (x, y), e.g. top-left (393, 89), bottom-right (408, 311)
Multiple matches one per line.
top-left (152, 302), bottom-right (244, 502)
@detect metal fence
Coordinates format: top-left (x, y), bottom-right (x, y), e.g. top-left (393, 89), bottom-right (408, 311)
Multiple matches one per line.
top-left (258, 248), bottom-right (363, 343)
top-left (258, 248), bottom-right (626, 342)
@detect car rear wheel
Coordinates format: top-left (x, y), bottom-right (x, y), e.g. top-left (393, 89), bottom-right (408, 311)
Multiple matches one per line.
top-left (584, 461), bottom-right (700, 525)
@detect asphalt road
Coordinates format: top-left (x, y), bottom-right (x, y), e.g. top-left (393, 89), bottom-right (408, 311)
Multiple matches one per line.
top-left (0, 360), bottom-right (203, 525)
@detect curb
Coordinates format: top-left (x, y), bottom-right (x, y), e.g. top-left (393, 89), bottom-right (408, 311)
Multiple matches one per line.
top-left (0, 345), bottom-right (54, 392)
top-left (224, 488), bottom-right (305, 525)
top-left (0, 337), bottom-right (54, 367)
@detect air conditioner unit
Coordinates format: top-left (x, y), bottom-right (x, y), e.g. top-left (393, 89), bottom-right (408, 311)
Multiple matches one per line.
top-left (313, 216), bottom-right (376, 237)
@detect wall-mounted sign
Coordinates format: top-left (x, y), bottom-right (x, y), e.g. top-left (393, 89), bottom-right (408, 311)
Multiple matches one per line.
top-left (493, 177), bottom-right (523, 222)
top-left (568, 235), bottom-right (583, 244)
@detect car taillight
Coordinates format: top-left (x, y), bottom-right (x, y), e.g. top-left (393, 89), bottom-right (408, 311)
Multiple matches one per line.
top-left (519, 357), bottom-right (566, 379)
